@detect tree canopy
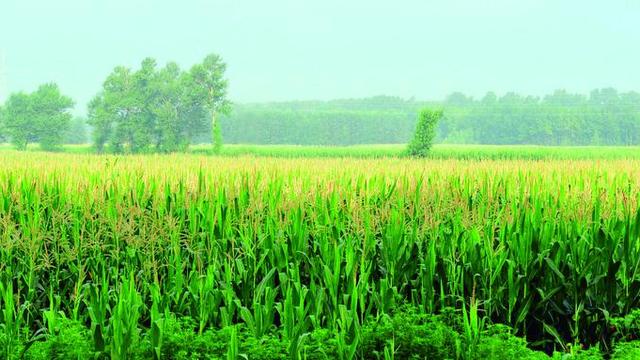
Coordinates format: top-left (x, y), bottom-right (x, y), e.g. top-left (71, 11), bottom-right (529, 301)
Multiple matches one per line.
top-left (3, 81), bottom-right (640, 149)
top-left (0, 83), bottom-right (74, 151)
top-left (88, 54), bottom-right (230, 153)
top-left (218, 89), bottom-right (640, 146)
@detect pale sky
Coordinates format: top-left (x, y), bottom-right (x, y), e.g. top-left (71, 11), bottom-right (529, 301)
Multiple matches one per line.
top-left (1, 0), bottom-right (639, 113)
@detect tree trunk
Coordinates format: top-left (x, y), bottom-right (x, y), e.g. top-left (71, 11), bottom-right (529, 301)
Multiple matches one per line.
top-left (211, 112), bottom-right (222, 154)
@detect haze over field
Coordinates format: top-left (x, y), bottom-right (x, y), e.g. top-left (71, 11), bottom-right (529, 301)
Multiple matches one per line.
top-left (1, 0), bottom-right (639, 112)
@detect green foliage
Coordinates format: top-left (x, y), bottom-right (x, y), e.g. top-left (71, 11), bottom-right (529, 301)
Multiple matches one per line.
top-left (476, 325), bottom-right (548, 360)
top-left (610, 309), bottom-right (640, 341)
top-left (88, 54), bottom-right (228, 154)
top-left (24, 319), bottom-right (94, 360)
top-left (1, 83), bottom-right (73, 150)
top-left (218, 89), bottom-right (640, 146)
top-left (62, 117), bottom-right (89, 144)
top-left (360, 308), bottom-right (461, 359)
top-left (188, 54), bottom-right (231, 153)
top-left (611, 341), bottom-right (640, 359)
top-left (212, 118), bottom-right (223, 154)
top-left (0, 105), bottom-right (6, 142)
top-left (550, 346), bottom-right (603, 360)
top-left (189, 143), bottom-right (640, 160)
top-left (4, 92), bottom-right (35, 150)
top-left (109, 275), bottom-right (143, 359)
top-left (217, 96), bottom-right (419, 146)
top-left (4, 153), bottom-right (640, 359)
top-left (407, 108), bottom-right (442, 157)
top-left (6, 142), bottom-right (640, 160)
top-left (22, 308), bottom-right (640, 359)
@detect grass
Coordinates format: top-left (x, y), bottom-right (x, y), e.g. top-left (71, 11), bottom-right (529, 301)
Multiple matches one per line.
top-left (213, 143), bottom-right (640, 159)
top-left (2, 151), bottom-right (640, 358)
top-left (2, 142), bottom-right (640, 160)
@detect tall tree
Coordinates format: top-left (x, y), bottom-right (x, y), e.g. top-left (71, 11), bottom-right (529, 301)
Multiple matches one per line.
top-left (3, 92), bottom-right (35, 150)
top-left (89, 55), bottom-right (228, 154)
top-left (87, 95), bottom-right (111, 152)
top-left (188, 54), bottom-right (231, 154)
top-left (32, 83), bottom-right (75, 150)
top-left (3, 83), bottom-right (73, 151)
top-left (151, 62), bottom-right (207, 153)
top-left (89, 65), bottom-right (140, 153)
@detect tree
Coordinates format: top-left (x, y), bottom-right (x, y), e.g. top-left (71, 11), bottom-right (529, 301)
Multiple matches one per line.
top-left (88, 55), bottom-right (228, 154)
top-left (0, 104), bottom-right (6, 143)
top-left (87, 94), bottom-right (111, 152)
top-left (2, 83), bottom-right (74, 151)
top-left (3, 92), bottom-right (35, 150)
top-left (63, 117), bottom-right (89, 144)
top-left (407, 108), bottom-right (442, 157)
top-left (90, 64), bottom-right (135, 153)
top-left (188, 54), bottom-right (231, 154)
top-left (152, 62), bottom-right (207, 153)
top-left (32, 84), bottom-right (75, 150)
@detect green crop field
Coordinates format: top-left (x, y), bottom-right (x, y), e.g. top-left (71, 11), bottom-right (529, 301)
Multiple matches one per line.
top-left (3, 143), bottom-right (640, 160)
top-left (2, 0), bottom-right (639, 358)
top-left (2, 151), bottom-right (640, 359)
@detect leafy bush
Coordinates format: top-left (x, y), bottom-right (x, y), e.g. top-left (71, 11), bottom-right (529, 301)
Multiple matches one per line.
top-left (475, 325), bottom-right (548, 360)
top-left (360, 307), bottom-right (461, 359)
top-left (24, 319), bottom-right (93, 360)
top-left (407, 108), bottom-right (442, 157)
top-left (610, 309), bottom-right (640, 342)
top-left (611, 341), bottom-right (640, 359)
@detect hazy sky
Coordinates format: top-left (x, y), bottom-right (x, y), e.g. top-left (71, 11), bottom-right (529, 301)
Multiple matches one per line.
top-left (1, 0), bottom-right (639, 113)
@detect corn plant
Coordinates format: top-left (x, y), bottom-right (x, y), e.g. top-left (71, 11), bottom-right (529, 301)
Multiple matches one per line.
top-left (0, 152), bottom-right (640, 357)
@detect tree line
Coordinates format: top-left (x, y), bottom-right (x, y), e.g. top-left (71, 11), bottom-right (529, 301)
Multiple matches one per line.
top-left (2, 62), bottom-right (640, 149)
top-left (220, 89), bottom-right (640, 146)
top-left (442, 89), bottom-right (640, 145)
top-left (0, 54), bottom-right (229, 153)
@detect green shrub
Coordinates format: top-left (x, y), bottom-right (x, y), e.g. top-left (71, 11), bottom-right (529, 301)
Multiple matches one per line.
top-left (475, 325), bottom-right (548, 360)
top-left (611, 341), bottom-right (640, 359)
top-left (299, 328), bottom-right (339, 360)
top-left (137, 317), bottom-right (288, 360)
top-left (610, 309), bottom-right (640, 341)
top-left (407, 108), bottom-right (442, 157)
top-left (359, 307), bottom-right (460, 359)
top-left (24, 319), bottom-right (93, 360)
top-left (22, 311), bottom-right (640, 360)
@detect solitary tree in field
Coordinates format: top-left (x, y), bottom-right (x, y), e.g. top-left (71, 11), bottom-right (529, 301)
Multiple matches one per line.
top-left (188, 54), bottom-right (231, 154)
top-left (407, 108), bottom-right (442, 157)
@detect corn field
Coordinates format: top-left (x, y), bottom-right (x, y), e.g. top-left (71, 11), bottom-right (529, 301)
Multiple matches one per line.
top-left (1, 152), bottom-right (640, 358)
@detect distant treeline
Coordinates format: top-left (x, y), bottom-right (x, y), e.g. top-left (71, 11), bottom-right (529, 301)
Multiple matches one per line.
top-left (213, 96), bottom-right (424, 145)
top-left (4, 86), bottom-right (640, 148)
top-left (217, 89), bottom-right (640, 146)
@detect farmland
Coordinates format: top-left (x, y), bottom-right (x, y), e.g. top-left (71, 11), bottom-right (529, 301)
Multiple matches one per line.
top-left (2, 151), bottom-right (640, 358)
top-left (2, 0), bottom-right (639, 358)
top-left (3, 143), bottom-right (640, 160)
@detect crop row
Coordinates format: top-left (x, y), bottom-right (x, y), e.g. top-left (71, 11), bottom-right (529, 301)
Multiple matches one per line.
top-left (1, 153), bottom-right (640, 358)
